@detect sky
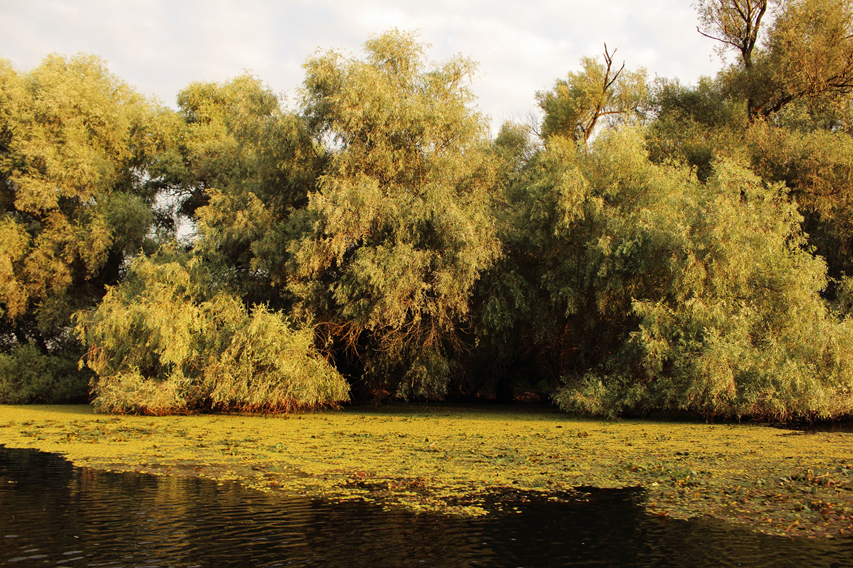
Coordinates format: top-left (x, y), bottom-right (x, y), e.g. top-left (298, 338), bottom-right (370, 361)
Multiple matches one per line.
top-left (0, 0), bottom-right (724, 130)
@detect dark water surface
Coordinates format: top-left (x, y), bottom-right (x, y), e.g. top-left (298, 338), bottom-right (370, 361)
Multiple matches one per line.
top-left (1, 447), bottom-right (851, 567)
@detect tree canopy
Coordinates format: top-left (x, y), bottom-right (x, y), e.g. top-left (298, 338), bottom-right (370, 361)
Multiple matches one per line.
top-left (0, 54), bottom-right (169, 402)
top-left (536, 45), bottom-right (648, 142)
top-left (286, 30), bottom-right (501, 398)
top-left (75, 250), bottom-right (349, 414)
top-left (3, 20), bottom-right (853, 420)
top-left (697, 0), bottom-right (853, 119)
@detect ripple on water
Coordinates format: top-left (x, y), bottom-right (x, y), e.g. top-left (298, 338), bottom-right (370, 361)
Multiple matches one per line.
top-left (0, 446), bottom-right (851, 567)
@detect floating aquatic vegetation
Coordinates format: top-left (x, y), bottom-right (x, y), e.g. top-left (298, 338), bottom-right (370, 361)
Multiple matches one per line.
top-left (0, 404), bottom-right (851, 537)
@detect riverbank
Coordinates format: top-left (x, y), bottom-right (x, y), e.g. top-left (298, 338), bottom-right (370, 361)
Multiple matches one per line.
top-left (1, 404), bottom-right (851, 538)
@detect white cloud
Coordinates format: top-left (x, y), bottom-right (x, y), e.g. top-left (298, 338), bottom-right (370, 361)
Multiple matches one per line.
top-left (0, 0), bottom-right (722, 126)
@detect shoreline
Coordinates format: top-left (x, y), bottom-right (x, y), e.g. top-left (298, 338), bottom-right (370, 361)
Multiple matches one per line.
top-left (1, 403), bottom-right (851, 538)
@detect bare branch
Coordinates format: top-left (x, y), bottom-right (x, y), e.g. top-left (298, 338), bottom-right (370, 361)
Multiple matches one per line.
top-left (695, 0), bottom-right (768, 68)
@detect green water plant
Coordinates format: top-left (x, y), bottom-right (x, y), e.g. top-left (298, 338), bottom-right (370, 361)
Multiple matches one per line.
top-left (1, 404), bottom-right (851, 538)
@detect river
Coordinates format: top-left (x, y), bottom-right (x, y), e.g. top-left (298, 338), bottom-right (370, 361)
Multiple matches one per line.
top-left (1, 446), bottom-right (851, 567)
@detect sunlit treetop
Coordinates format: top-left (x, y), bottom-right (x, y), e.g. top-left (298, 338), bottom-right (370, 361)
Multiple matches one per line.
top-left (289, 30), bottom-right (501, 397)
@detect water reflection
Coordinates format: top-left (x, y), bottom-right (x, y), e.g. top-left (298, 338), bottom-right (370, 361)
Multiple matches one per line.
top-left (1, 447), bottom-right (850, 567)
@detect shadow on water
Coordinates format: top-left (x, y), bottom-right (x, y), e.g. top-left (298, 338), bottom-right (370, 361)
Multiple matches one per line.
top-left (1, 447), bottom-right (851, 567)
top-left (772, 420), bottom-right (853, 434)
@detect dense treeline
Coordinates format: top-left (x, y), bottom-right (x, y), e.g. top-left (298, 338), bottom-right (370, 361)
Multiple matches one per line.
top-left (3, 0), bottom-right (853, 419)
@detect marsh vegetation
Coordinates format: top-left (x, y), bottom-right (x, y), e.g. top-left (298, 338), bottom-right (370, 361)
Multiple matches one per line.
top-left (2, 4), bottom-right (853, 552)
top-left (2, 404), bottom-right (851, 539)
top-left (3, 1), bottom-right (853, 420)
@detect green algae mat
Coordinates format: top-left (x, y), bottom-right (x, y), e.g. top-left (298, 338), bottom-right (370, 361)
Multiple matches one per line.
top-left (1, 403), bottom-right (851, 539)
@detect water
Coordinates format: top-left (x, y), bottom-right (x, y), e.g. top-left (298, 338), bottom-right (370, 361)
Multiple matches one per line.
top-left (1, 447), bottom-right (851, 567)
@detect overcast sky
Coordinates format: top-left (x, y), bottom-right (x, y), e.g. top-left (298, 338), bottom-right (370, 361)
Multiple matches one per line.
top-left (0, 0), bottom-right (723, 130)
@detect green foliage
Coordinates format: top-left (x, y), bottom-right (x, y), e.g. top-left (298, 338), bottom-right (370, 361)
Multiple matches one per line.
top-left (537, 47), bottom-right (648, 142)
top-left (544, 129), bottom-right (853, 420)
top-left (756, 0), bottom-right (853, 117)
top-left (646, 77), bottom-right (748, 180)
top-left (0, 344), bottom-right (89, 404)
top-left (695, 0), bottom-right (768, 69)
top-left (3, 26), bottom-right (853, 420)
top-left (76, 252), bottom-right (349, 414)
top-left (646, 52), bottom-right (853, 281)
top-left (154, 75), bottom-right (322, 308)
top-left (287, 30), bottom-right (501, 398)
top-left (157, 74), bottom-right (321, 219)
top-left (698, 0), bottom-right (853, 119)
top-left (744, 122), bottom-right (853, 277)
top-left (0, 53), bottom-right (165, 359)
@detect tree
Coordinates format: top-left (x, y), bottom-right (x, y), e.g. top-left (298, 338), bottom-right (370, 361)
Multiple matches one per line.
top-left (536, 45), bottom-right (648, 143)
top-left (0, 54), bottom-right (168, 401)
top-left (154, 74), bottom-right (321, 221)
top-left (697, 0), bottom-right (853, 119)
top-left (645, 76), bottom-right (749, 183)
top-left (287, 30), bottom-right (501, 398)
top-left (507, 127), bottom-right (853, 419)
top-left (153, 75), bottom-right (322, 307)
top-left (759, 0), bottom-right (853, 117)
top-left (695, 0), bottom-right (769, 69)
top-left (649, 1), bottom-right (853, 281)
top-left (76, 250), bottom-right (349, 414)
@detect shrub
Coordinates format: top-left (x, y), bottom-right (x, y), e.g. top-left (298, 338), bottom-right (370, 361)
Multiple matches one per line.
top-left (0, 344), bottom-right (90, 404)
top-left (76, 253), bottom-right (349, 415)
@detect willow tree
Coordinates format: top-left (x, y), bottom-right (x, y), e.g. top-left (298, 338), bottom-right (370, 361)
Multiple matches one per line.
top-left (536, 45), bottom-right (648, 143)
top-left (154, 74), bottom-right (321, 220)
top-left (754, 0), bottom-right (853, 117)
top-left (695, 0), bottom-right (768, 69)
top-left (646, 0), bottom-right (853, 280)
top-left (504, 127), bottom-right (853, 420)
top-left (0, 54), bottom-right (166, 402)
top-left (287, 30), bottom-right (501, 398)
top-left (697, 0), bottom-right (853, 119)
top-left (152, 74), bottom-right (322, 308)
top-left (76, 250), bottom-right (349, 415)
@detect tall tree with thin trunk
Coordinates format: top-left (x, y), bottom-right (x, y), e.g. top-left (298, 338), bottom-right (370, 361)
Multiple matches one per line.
top-left (696, 0), bottom-right (853, 118)
top-left (536, 45), bottom-right (648, 143)
top-left (695, 0), bottom-right (768, 69)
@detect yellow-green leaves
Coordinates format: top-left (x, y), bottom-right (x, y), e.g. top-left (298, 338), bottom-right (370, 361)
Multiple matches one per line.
top-left (9, 54), bottom-right (148, 208)
top-left (537, 46), bottom-right (648, 143)
top-left (0, 217), bottom-right (30, 319)
top-left (697, 0), bottom-right (853, 119)
top-left (760, 0), bottom-right (853, 116)
top-left (4, 30), bottom-right (852, 419)
top-left (76, 253), bottom-right (349, 415)
top-left (545, 130), bottom-right (853, 419)
top-left (169, 74), bottom-right (299, 216)
top-left (695, 0), bottom-right (768, 69)
top-left (0, 54), bottom-right (162, 351)
top-left (744, 121), bottom-right (853, 274)
top-left (163, 75), bottom-right (322, 305)
top-left (290, 30), bottom-right (501, 397)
